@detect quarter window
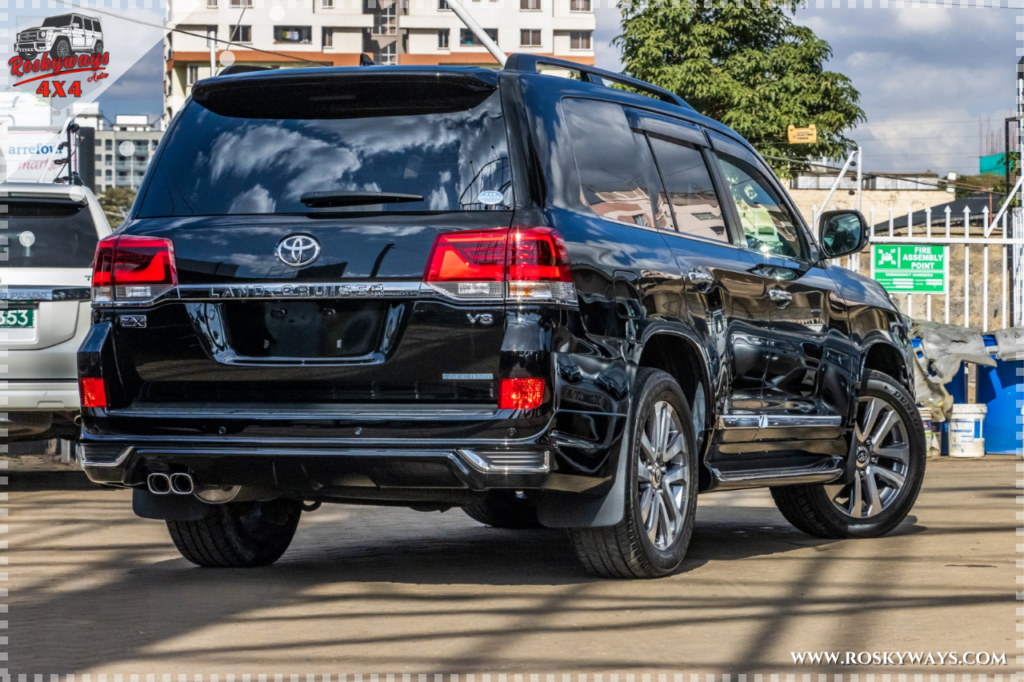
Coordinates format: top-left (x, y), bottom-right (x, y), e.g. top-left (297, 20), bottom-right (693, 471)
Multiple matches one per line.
top-left (713, 153), bottom-right (805, 259)
top-left (563, 99), bottom-right (659, 228)
top-left (647, 136), bottom-right (728, 243)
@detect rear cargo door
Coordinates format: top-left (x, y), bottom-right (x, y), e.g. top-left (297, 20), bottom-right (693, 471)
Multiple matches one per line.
top-left (2, 197), bottom-right (99, 376)
top-left (107, 72), bottom-right (516, 409)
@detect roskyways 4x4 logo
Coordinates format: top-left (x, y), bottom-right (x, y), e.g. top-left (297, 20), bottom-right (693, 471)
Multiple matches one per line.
top-left (9, 12), bottom-right (109, 99)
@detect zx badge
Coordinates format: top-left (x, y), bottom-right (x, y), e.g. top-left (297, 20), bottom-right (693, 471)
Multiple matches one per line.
top-left (466, 313), bottom-right (494, 325)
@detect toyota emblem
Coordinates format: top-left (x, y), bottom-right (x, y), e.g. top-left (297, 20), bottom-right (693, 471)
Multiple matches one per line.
top-left (276, 234), bottom-right (321, 268)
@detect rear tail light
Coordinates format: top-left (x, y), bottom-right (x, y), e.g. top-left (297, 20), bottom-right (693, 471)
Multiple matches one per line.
top-left (92, 236), bottom-right (177, 303)
top-left (424, 227), bottom-right (575, 304)
top-left (507, 227), bottom-right (574, 303)
top-left (425, 228), bottom-right (507, 300)
top-left (498, 378), bottom-right (545, 410)
top-left (79, 377), bottom-right (107, 409)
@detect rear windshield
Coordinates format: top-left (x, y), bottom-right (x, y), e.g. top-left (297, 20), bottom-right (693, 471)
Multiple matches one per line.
top-left (137, 78), bottom-right (513, 217)
top-left (2, 199), bottom-right (98, 268)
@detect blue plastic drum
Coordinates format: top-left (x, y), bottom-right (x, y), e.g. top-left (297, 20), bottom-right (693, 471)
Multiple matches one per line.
top-left (977, 360), bottom-right (1023, 456)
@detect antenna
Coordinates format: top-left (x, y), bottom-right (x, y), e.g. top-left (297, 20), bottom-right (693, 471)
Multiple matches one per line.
top-left (444, 0), bottom-right (507, 67)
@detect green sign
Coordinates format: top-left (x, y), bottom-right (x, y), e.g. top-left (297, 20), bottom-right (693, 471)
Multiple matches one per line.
top-left (871, 244), bottom-right (948, 294)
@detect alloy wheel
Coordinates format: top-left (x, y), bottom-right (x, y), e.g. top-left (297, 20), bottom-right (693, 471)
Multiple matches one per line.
top-left (825, 395), bottom-right (910, 519)
top-left (637, 400), bottom-right (690, 550)
top-left (57, 41), bottom-right (70, 58)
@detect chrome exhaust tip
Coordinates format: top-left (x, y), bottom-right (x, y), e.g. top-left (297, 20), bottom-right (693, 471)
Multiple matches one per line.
top-left (147, 473), bottom-right (171, 495)
top-left (169, 473), bottom-right (195, 495)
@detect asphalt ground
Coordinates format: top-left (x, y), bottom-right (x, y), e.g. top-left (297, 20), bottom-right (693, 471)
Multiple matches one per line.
top-left (6, 457), bottom-right (1017, 676)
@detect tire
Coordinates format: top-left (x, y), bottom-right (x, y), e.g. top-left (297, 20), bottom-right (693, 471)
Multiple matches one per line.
top-left (771, 370), bottom-right (926, 539)
top-left (93, 41), bottom-right (103, 55)
top-left (18, 51), bottom-right (37, 61)
top-left (166, 498), bottom-right (302, 567)
top-left (569, 368), bottom-right (698, 579)
top-left (463, 491), bottom-right (542, 529)
top-left (50, 38), bottom-right (71, 60)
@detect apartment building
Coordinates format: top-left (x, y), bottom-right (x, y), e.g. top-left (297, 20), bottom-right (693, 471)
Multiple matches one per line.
top-left (92, 115), bottom-right (164, 193)
top-left (163, 0), bottom-right (595, 121)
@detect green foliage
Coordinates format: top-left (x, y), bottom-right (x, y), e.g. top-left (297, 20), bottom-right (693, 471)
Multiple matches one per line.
top-left (98, 186), bottom-right (137, 225)
top-left (954, 172), bottom-right (1008, 200)
top-left (616, 0), bottom-right (865, 177)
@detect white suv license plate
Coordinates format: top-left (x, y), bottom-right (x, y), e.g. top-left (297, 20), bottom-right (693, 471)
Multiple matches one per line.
top-left (0, 309), bottom-right (35, 328)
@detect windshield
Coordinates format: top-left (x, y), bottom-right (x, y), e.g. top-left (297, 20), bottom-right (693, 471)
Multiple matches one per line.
top-left (137, 78), bottom-right (513, 217)
top-left (3, 199), bottom-right (98, 268)
top-left (41, 15), bottom-right (72, 27)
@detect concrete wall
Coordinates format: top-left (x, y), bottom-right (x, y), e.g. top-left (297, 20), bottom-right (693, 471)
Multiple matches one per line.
top-left (788, 189), bottom-right (951, 226)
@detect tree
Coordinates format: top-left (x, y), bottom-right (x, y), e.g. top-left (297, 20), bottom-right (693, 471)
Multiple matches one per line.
top-left (616, 1), bottom-right (865, 177)
top-left (98, 186), bottom-right (137, 225)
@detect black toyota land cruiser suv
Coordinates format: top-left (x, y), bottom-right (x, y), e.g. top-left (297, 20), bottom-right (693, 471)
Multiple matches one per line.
top-left (78, 56), bottom-right (923, 578)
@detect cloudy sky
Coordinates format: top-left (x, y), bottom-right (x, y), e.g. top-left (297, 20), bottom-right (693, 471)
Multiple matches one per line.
top-left (87, 3), bottom-right (1021, 176)
top-left (593, 4), bottom-right (1021, 175)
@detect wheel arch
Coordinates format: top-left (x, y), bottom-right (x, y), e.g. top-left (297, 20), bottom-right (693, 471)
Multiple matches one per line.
top-left (860, 341), bottom-right (911, 393)
top-left (636, 328), bottom-right (712, 436)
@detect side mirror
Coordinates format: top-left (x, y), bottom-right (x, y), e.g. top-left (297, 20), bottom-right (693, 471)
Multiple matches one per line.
top-left (818, 209), bottom-right (869, 259)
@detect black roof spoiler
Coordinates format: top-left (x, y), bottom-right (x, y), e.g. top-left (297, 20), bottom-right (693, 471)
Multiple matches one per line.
top-left (503, 54), bottom-right (694, 111)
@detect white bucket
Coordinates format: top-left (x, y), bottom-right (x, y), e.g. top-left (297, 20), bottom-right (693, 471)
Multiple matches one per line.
top-left (917, 406), bottom-right (941, 459)
top-left (949, 403), bottom-right (987, 458)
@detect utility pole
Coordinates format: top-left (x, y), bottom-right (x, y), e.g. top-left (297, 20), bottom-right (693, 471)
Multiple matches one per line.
top-left (445, 0), bottom-right (507, 66)
top-left (856, 145), bottom-right (863, 214)
top-left (1018, 58), bottom-right (1023, 208)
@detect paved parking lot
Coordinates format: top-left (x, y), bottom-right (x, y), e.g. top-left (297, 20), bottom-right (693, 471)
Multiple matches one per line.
top-left (7, 458), bottom-right (1017, 675)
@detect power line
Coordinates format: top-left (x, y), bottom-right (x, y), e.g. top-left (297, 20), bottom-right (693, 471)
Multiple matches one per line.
top-left (763, 155), bottom-right (1005, 192)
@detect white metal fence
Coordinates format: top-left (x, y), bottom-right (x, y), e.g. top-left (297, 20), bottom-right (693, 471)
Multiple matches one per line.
top-left (811, 204), bottom-right (1024, 332)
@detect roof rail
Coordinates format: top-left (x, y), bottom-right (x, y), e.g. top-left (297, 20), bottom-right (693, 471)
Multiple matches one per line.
top-left (503, 54), bottom-right (693, 111)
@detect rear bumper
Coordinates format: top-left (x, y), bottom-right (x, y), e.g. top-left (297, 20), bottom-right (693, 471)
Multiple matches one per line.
top-left (1, 381), bottom-right (80, 411)
top-left (79, 440), bottom-right (606, 497)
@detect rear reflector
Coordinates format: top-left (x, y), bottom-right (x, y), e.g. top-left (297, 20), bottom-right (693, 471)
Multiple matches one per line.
top-left (424, 227), bottom-right (575, 304)
top-left (79, 377), bottom-right (107, 409)
top-left (498, 378), bottom-right (545, 411)
top-left (92, 236), bottom-right (177, 303)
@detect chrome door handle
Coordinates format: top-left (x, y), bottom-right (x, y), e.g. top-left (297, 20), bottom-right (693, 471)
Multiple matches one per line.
top-left (768, 288), bottom-right (793, 304)
top-left (686, 270), bottom-right (715, 290)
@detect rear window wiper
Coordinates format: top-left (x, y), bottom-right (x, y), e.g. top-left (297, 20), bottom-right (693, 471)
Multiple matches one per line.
top-left (300, 191), bottom-right (424, 208)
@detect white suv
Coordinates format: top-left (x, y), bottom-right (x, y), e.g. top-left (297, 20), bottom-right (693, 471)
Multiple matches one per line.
top-left (15, 13), bottom-right (104, 61)
top-left (2, 183), bottom-right (111, 442)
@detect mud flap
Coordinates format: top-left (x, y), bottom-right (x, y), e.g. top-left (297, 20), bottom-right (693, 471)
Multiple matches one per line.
top-left (133, 489), bottom-right (210, 521)
top-left (535, 413), bottom-right (631, 529)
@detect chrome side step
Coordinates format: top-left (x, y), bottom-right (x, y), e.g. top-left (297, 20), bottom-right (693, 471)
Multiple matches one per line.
top-left (718, 414), bottom-right (843, 430)
top-left (708, 461), bottom-right (844, 491)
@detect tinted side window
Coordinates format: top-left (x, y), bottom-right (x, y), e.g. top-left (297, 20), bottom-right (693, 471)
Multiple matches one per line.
top-left (713, 152), bottom-right (805, 259)
top-left (648, 136), bottom-right (728, 243)
top-left (73, 16), bottom-right (83, 28)
top-left (562, 98), bottom-right (658, 228)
